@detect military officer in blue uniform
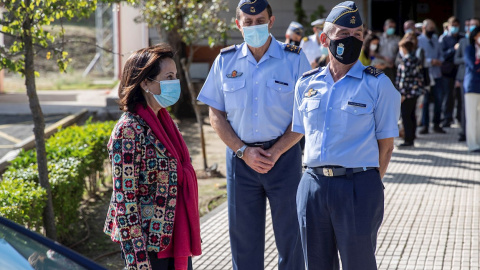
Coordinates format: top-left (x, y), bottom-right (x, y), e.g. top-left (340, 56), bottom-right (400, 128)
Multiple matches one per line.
top-left (197, 0), bottom-right (310, 269)
top-left (292, 2), bottom-right (401, 269)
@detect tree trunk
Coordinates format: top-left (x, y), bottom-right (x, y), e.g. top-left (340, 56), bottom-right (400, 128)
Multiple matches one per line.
top-left (23, 2), bottom-right (57, 240)
top-left (181, 54), bottom-right (208, 170)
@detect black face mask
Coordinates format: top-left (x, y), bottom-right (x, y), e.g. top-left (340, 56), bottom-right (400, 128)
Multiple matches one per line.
top-left (426, 30), bottom-right (435, 38)
top-left (327, 35), bottom-right (363, 65)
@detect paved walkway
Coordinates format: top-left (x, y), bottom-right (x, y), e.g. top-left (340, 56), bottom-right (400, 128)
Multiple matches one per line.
top-left (193, 126), bottom-right (480, 270)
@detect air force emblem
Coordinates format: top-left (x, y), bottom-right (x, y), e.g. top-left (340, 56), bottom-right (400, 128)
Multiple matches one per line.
top-left (226, 70), bottom-right (243, 78)
top-left (337, 43), bottom-right (345, 56)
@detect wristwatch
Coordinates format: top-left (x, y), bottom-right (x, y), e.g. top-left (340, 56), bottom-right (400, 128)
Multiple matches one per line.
top-left (235, 145), bottom-right (248, 159)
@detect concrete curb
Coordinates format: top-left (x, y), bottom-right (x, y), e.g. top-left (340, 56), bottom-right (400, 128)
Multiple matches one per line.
top-left (0, 109), bottom-right (89, 174)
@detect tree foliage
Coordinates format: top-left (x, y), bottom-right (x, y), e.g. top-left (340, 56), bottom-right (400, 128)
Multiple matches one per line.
top-left (0, 0), bottom-right (99, 74)
top-left (134, 0), bottom-right (232, 48)
top-left (0, 0), bottom-right (118, 240)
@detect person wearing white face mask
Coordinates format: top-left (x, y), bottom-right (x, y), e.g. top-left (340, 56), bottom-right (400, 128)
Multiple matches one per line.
top-left (463, 26), bottom-right (480, 152)
top-left (197, 0), bottom-right (310, 269)
top-left (104, 44), bottom-right (201, 270)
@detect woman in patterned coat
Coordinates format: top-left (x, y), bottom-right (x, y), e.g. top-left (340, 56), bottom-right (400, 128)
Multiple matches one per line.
top-left (104, 43), bottom-right (201, 270)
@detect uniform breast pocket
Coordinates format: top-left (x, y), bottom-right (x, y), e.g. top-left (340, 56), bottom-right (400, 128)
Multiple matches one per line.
top-left (341, 99), bottom-right (374, 130)
top-left (223, 79), bottom-right (246, 109)
top-left (299, 98), bottom-right (321, 134)
top-left (266, 79), bottom-right (294, 108)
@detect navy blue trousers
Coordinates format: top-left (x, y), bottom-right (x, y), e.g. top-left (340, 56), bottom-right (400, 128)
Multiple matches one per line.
top-left (226, 143), bottom-right (304, 270)
top-left (296, 168), bottom-right (384, 270)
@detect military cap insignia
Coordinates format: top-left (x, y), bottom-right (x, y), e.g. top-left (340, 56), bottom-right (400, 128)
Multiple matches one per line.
top-left (301, 67), bottom-right (321, 78)
top-left (305, 89), bottom-right (318, 98)
top-left (285, 44), bottom-right (301, 54)
top-left (250, 6), bottom-right (255, 13)
top-left (365, 66), bottom-right (384, 77)
top-left (226, 70), bottom-right (243, 78)
top-left (350, 16), bottom-right (356, 24)
top-left (220, 45), bottom-right (237, 55)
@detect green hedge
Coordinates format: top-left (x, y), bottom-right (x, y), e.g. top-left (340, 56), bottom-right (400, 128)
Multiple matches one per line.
top-left (0, 119), bottom-right (116, 241)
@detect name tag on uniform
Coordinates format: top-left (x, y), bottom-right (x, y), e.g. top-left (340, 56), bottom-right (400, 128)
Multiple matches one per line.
top-left (274, 80), bottom-right (288, 86)
top-left (348, 101), bottom-right (367, 108)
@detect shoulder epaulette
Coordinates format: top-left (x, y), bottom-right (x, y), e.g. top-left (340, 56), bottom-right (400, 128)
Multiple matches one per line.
top-left (285, 44), bottom-right (301, 54)
top-left (364, 66), bottom-right (383, 77)
top-left (301, 67), bottom-right (321, 78)
top-left (220, 45), bottom-right (237, 55)
top-left (302, 37), bottom-right (309, 42)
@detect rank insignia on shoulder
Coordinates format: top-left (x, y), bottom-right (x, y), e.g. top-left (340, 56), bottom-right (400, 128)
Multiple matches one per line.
top-left (226, 70), bottom-right (243, 78)
top-left (220, 45), bottom-right (236, 55)
top-left (303, 37), bottom-right (309, 42)
top-left (301, 67), bottom-right (321, 78)
top-left (285, 44), bottom-right (301, 54)
top-left (305, 89), bottom-right (318, 98)
top-left (365, 66), bottom-right (383, 77)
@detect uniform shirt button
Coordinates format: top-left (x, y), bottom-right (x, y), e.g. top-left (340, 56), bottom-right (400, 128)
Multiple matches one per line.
top-left (255, 97), bottom-right (258, 100)
top-left (327, 127), bottom-right (330, 130)
top-left (255, 82), bottom-right (259, 84)
top-left (255, 113), bottom-right (258, 116)
top-left (329, 107), bottom-right (332, 110)
top-left (354, 110), bottom-right (357, 113)
top-left (256, 66), bottom-right (259, 68)
top-left (279, 88), bottom-right (281, 90)
top-left (256, 130), bottom-right (259, 132)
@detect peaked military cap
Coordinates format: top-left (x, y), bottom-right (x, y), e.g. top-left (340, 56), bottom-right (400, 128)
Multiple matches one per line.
top-left (325, 1), bottom-right (362, 28)
top-left (311, 18), bottom-right (326, 27)
top-left (238, 0), bottom-right (269, 15)
top-left (288, 21), bottom-right (304, 35)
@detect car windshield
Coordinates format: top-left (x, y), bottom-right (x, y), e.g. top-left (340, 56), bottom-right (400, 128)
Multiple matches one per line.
top-left (0, 224), bottom-right (87, 270)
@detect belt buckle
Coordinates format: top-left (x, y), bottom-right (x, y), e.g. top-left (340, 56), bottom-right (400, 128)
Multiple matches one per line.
top-left (323, 168), bottom-right (334, 177)
top-left (253, 143), bottom-right (264, 149)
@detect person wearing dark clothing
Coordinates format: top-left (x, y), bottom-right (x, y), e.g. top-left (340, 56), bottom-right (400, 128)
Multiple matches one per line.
top-left (396, 37), bottom-right (425, 147)
top-left (439, 16), bottom-right (464, 127)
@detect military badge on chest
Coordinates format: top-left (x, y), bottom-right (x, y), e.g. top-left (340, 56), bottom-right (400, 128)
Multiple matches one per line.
top-left (305, 89), bottom-right (318, 98)
top-left (226, 70), bottom-right (243, 78)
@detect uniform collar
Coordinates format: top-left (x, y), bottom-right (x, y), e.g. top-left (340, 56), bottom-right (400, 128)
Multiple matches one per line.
top-left (239, 35), bottom-right (282, 60)
top-left (321, 60), bottom-right (365, 80)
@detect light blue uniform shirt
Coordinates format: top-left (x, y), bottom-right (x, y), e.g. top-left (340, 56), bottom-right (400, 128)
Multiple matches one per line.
top-left (292, 61), bottom-right (401, 168)
top-left (418, 34), bottom-right (444, 79)
top-left (198, 36), bottom-right (311, 143)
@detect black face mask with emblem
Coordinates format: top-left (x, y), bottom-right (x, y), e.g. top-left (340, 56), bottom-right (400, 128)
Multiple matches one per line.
top-left (327, 35), bottom-right (363, 65)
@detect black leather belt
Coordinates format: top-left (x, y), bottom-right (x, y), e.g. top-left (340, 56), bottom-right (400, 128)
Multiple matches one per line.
top-left (244, 137), bottom-right (279, 150)
top-left (310, 166), bottom-right (377, 177)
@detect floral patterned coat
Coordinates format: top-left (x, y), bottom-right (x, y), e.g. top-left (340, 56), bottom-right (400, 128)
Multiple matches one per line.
top-left (104, 112), bottom-right (178, 269)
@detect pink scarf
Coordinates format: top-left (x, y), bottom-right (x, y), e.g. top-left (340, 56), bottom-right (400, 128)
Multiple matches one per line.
top-left (136, 104), bottom-right (201, 269)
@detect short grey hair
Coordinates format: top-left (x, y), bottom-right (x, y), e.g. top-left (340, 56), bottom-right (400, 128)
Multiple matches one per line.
top-left (323, 22), bottom-right (336, 36)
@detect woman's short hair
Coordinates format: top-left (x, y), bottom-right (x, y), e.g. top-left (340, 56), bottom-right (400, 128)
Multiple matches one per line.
top-left (118, 43), bottom-right (175, 112)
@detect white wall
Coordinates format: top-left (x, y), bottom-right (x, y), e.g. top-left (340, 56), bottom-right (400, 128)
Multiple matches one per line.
top-left (117, 4), bottom-right (149, 76)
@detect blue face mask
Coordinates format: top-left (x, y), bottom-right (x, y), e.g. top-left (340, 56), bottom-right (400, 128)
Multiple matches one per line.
top-left (243, 23), bottom-right (270, 48)
top-left (145, 79), bottom-right (181, 108)
top-left (470, 25), bottom-right (477, 33)
top-left (386, 27), bottom-right (395, 35)
top-left (405, 29), bottom-right (413, 34)
top-left (450, 26), bottom-right (459, 35)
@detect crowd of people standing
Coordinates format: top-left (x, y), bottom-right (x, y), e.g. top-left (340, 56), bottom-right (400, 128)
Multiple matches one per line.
top-left (286, 16), bottom-right (480, 152)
